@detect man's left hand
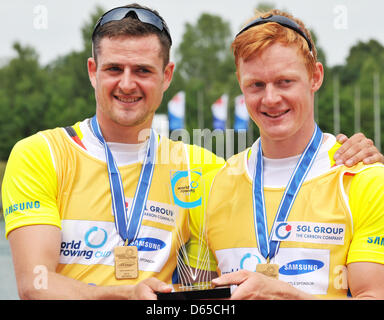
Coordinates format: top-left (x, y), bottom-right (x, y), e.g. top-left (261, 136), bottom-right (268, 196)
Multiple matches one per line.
top-left (334, 133), bottom-right (384, 166)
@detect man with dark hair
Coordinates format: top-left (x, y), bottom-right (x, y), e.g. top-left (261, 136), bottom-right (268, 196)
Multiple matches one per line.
top-left (91, 3), bottom-right (172, 67)
top-left (2, 3), bottom-right (224, 299)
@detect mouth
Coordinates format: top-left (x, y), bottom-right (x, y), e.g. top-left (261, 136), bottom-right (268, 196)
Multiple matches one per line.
top-left (114, 95), bottom-right (142, 104)
top-left (262, 109), bottom-right (290, 119)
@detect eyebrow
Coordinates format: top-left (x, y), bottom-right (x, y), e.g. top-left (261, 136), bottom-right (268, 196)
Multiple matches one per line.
top-left (101, 62), bottom-right (156, 71)
top-left (100, 62), bottom-right (121, 69)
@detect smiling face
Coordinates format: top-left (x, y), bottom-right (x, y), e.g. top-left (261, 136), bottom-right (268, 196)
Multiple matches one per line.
top-left (88, 35), bottom-right (174, 143)
top-left (238, 43), bottom-right (323, 158)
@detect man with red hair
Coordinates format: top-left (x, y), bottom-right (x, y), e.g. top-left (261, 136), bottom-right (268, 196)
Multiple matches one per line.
top-left (199, 9), bottom-right (384, 299)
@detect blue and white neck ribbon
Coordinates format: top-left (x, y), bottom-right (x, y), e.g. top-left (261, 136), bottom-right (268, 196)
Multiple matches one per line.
top-left (90, 115), bottom-right (157, 245)
top-left (252, 124), bottom-right (323, 260)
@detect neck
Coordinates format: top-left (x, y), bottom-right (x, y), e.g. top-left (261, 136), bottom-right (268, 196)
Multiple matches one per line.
top-left (260, 122), bottom-right (316, 159)
top-left (95, 117), bottom-right (151, 145)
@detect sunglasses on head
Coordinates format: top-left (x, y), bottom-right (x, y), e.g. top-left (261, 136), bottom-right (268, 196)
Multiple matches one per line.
top-left (236, 14), bottom-right (312, 52)
top-left (92, 6), bottom-right (172, 45)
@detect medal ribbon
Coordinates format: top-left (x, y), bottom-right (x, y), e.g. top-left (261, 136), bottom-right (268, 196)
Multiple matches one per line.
top-left (252, 124), bottom-right (323, 260)
top-left (90, 115), bottom-right (157, 245)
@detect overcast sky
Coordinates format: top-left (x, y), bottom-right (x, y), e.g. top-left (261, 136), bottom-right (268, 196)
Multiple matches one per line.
top-left (1, 0), bottom-right (383, 67)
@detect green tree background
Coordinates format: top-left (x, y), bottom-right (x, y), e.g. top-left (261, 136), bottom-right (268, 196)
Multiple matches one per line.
top-left (0, 4), bottom-right (383, 161)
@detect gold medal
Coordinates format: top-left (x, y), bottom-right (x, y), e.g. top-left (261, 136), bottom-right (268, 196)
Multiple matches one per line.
top-left (114, 245), bottom-right (138, 280)
top-left (256, 263), bottom-right (279, 279)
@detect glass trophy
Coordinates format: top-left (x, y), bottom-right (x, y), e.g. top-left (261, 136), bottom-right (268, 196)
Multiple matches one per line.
top-left (156, 169), bottom-right (231, 300)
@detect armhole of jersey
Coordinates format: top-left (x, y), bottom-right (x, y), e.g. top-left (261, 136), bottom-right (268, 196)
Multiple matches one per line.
top-left (339, 171), bottom-right (355, 234)
top-left (247, 148), bottom-right (252, 160)
top-left (339, 163), bottom-right (384, 235)
top-left (64, 126), bottom-right (87, 150)
top-left (37, 132), bottom-right (57, 172)
top-left (72, 121), bottom-right (83, 140)
top-left (328, 141), bottom-right (341, 167)
top-left (207, 162), bottom-right (227, 199)
top-left (184, 143), bottom-right (191, 172)
top-left (245, 148), bottom-right (252, 180)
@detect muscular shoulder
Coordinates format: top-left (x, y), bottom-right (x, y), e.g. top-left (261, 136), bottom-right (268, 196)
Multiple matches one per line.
top-left (349, 165), bottom-right (384, 214)
top-left (7, 132), bottom-right (56, 170)
top-left (347, 164), bottom-right (384, 264)
top-left (350, 164), bottom-right (384, 189)
top-left (2, 132), bottom-right (60, 237)
top-left (346, 164), bottom-right (384, 233)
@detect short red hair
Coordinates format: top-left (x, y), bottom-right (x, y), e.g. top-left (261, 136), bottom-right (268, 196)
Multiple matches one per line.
top-left (232, 9), bottom-right (317, 77)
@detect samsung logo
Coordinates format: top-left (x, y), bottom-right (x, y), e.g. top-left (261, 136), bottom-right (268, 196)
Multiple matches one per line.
top-left (131, 237), bottom-right (166, 251)
top-left (367, 236), bottom-right (384, 246)
top-left (279, 259), bottom-right (324, 275)
top-left (5, 201), bottom-right (40, 217)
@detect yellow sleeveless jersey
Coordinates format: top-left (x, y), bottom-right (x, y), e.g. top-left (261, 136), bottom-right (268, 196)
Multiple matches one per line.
top-left (190, 146), bottom-right (384, 299)
top-left (2, 122), bottom-right (224, 286)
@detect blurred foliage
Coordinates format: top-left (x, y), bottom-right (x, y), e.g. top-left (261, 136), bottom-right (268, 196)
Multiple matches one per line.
top-left (161, 13), bottom-right (239, 133)
top-left (0, 161), bottom-right (5, 215)
top-left (0, 6), bottom-right (383, 161)
top-left (0, 6), bottom-right (103, 160)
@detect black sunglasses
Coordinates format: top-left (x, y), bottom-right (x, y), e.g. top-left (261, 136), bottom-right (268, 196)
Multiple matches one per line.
top-left (236, 14), bottom-right (312, 52)
top-left (92, 6), bottom-right (172, 45)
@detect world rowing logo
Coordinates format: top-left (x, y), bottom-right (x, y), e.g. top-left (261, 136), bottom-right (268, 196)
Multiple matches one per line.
top-left (240, 253), bottom-right (262, 271)
top-left (84, 226), bottom-right (108, 249)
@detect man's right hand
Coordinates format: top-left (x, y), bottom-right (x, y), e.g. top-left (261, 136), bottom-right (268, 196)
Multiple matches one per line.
top-left (8, 224), bottom-right (171, 300)
top-left (129, 277), bottom-right (172, 300)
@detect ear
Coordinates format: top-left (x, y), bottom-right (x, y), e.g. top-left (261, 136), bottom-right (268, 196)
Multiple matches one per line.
top-left (162, 62), bottom-right (175, 92)
top-left (311, 62), bottom-right (324, 93)
top-left (87, 57), bottom-right (97, 89)
top-left (236, 70), bottom-right (241, 86)
top-left (236, 59), bottom-right (246, 94)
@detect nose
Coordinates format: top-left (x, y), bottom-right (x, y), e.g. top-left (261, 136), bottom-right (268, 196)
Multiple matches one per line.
top-left (261, 83), bottom-right (282, 107)
top-left (119, 69), bottom-right (137, 93)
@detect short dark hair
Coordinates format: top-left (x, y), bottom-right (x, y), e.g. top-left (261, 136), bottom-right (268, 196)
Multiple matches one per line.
top-left (92, 3), bottom-right (171, 68)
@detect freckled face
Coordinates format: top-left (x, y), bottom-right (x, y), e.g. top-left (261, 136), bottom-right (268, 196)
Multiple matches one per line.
top-left (238, 43), bottom-right (323, 156)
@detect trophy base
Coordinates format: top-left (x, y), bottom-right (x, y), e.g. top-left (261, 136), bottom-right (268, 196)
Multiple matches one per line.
top-left (157, 285), bottom-right (231, 300)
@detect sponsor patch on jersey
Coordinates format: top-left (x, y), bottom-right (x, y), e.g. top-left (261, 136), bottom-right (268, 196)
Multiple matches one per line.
top-left (271, 221), bottom-right (345, 245)
top-left (215, 247), bottom-right (330, 295)
top-left (123, 199), bottom-right (178, 226)
top-left (134, 226), bottom-right (172, 272)
top-left (276, 248), bottom-right (330, 295)
top-left (215, 247), bottom-right (264, 275)
top-left (60, 220), bottom-right (118, 266)
top-left (60, 220), bottom-right (171, 272)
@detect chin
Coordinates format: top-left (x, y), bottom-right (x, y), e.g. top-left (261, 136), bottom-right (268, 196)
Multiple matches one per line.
top-left (262, 127), bottom-right (297, 142)
top-left (118, 115), bottom-right (153, 129)
top-left (262, 123), bottom-right (289, 135)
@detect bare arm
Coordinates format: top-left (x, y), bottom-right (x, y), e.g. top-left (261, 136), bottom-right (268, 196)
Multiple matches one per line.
top-left (348, 262), bottom-right (384, 299)
top-left (8, 225), bottom-right (171, 300)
